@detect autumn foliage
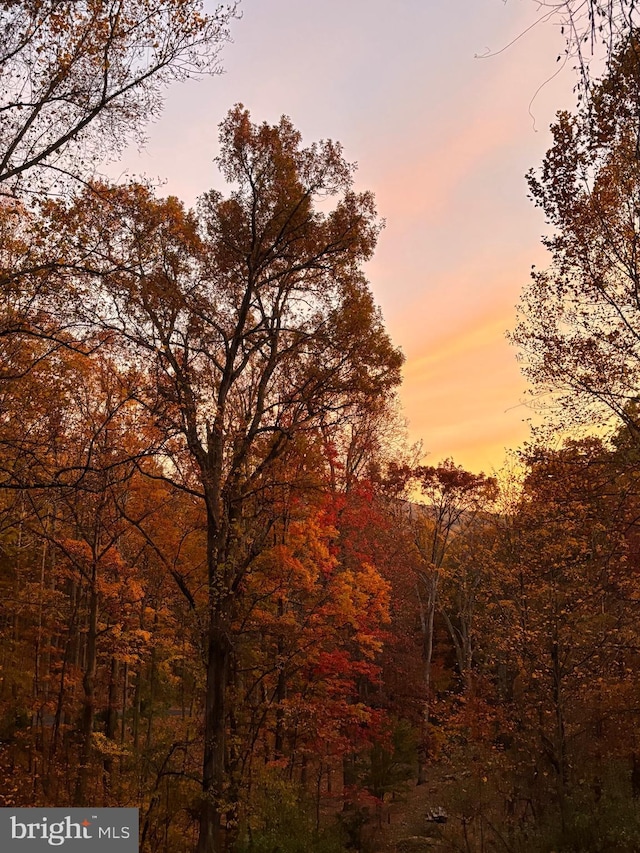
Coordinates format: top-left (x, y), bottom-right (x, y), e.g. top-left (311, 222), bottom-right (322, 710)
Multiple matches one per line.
top-left (4, 11), bottom-right (640, 851)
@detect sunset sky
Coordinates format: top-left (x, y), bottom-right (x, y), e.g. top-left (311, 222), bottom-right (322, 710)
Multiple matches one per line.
top-left (114, 0), bottom-right (579, 474)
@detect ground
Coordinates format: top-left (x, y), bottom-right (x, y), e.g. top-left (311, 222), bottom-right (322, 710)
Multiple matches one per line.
top-left (363, 775), bottom-right (469, 853)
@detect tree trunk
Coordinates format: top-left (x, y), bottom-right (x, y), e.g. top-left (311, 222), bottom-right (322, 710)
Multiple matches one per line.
top-left (104, 656), bottom-right (119, 791)
top-left (198, 616), bottom-right (230, 853)
top-left (417, 572), bottom-right (437, 785)
top-left (74, 571), bottom-right (98, 806)
top-left (274, 597), bottom-right (286, 758)
top-left (551, 637), bottom-right (568, 827)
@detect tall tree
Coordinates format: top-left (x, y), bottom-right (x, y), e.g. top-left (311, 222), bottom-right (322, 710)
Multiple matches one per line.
top-left (512, 34), bottom-right (640, 440)
top-left (0, 0), bottom-right (236, 197)
top-left (41, 107), bottom-right (403, 851)
top-left (487, 440), bottom-right (636, 828)
top-left (410, 461), bottom-right (496, 781)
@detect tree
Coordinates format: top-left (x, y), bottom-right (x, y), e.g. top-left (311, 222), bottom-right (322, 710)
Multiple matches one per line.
top-left (486, 440), bottom-right (636, 831)
top-left (438, 510), bottom-right (497, 697)
top-left (381, 460), bottom-right (496, 782)
top-left (512, 34), bottom-right (640, 440)
top-left (0, 1), bottom-right (237, 405)
top-left (0, 0), bottom-right (236, 197)
top-left (41, 106), bottom-right (403, 851)
top-left (237, 499), bottom-right (390, 791)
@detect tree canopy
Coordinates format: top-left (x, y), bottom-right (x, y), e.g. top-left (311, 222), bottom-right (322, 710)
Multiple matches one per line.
top-left (0, 0), bottom-right (236, 197)
top-left (512, 34), bottom-right (640, 437)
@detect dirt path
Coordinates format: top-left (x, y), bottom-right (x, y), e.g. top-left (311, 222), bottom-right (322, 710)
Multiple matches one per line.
top-left (368, 780), bottom-right (452, 852)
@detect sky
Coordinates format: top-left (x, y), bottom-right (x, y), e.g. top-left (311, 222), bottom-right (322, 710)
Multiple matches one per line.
top-left (114, 0), bottom-right (579, 474)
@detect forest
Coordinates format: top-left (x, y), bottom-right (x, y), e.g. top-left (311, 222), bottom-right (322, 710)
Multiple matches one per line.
top-left (3, 2), bottom-right (640, 852)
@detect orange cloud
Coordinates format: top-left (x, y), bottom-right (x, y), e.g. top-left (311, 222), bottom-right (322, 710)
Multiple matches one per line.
top-left (400, 308), bottom-right (534, 473)
top-left (375, 114), bottom-right (516, 226)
